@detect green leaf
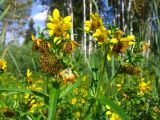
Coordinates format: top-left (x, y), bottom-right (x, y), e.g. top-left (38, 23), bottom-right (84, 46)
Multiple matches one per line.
top-left (98, 96), bottom-right (129, 120)
top-left (92, 0), bottom-right (99, 12)
top-left (134, 55), bottom-right (144, 63)
top-left (8, 49), bottom-right (22, 76)
top-left (60, 78), bottom-right (81, 98)
top-left (48, 87), bottom-right (60, 120)
top-left (0, 5), bottom-right (10, 21)
top-left (0, 87), bottom-right (49, 102)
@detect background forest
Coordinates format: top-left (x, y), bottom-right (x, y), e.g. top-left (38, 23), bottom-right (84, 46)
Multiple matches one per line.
top-left (0, 0), bottom-right (160, 120)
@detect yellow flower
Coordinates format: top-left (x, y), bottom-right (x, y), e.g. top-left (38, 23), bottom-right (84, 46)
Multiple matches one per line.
top-left (106, 105), bottom-right (111, 110)
top-left (116, 83), bottom-right (123, 91)
top-left (71, 98), bottom-right (77, 105)
top-left (26, 69), bottom-right (32, 84)
top-left (138, 80), bottom-right (151, 95)
top-left (80, 98), bottom-right (85, 104)
top-left (76, 111), bottom-right (80, 118)
top-left (110, 113), bottom-right (121, 120)
top-left (142, 42), bottom-right (150, 51)
top-left (85, 13), bottom-right (103, 32)
top-left (0, 59), bottom-right (7, 70)
top-left (113, 30), bottom-right (124, 39)
top-left (107, 32), bottom-right (136, 61)
top-left (106, 110), bottom-right (112, 116)
top-left (127, 35), bottom-right (135, 41)
top-left (28, 84), bottom-right (42, 91)
top-left (92, 26), bottom-right (109, 44)
top-left (47, 8), bottom-right (72, 43)
top-left (27, 69), bottom-right (32, 77)
top-left (63, 40), bottom-right (79, 53)
top-left (81, 88), bottom-right (88, 97)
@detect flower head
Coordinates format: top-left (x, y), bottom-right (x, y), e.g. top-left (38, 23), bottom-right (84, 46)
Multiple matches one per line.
top-left (71, 97), bottom-right (77, 105)
top-left (63, 40), bottom-right (79, 53)
top-left (27, 69), bottom-right (32, 77)
top-left (0, 59), bottom-right (7, 70)
top-left (92, 26), bottom-right (110, 44)
top-left (47, 8), bottom-right (72, 43)
top-left (59, 68), bottom-right (77, 84)
top-left (85, 13), bottom-right (103, 32)
top-left (107, 30), bottom-right (135, 60)
top-left (110, 113), bottom-right (121, 120)
top-left (138, 80), bottom-right (152, 95)
top-left (26, 69), bottom-right (32, 84)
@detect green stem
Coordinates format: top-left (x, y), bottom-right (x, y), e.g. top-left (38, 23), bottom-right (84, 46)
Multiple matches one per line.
top-left (96, 45), bottom-right (107, 96)
top-left (48, 82), bottom-right (60, 120)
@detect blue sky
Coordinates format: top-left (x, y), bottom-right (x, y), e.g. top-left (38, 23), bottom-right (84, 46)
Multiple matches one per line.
top-left (31, 1), bottom-right (48, 30)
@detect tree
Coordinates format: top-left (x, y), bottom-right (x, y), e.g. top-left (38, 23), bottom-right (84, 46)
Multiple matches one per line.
top-left (0, 0), bottom-right (32, 45)
top-left (24, 18), bottom-right (36, 44)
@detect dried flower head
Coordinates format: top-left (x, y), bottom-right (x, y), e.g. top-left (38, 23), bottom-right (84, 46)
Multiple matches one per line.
top-left (59, 68), bottom-right (77, 84)
top-left (40, 52), bottom-right (63, 76)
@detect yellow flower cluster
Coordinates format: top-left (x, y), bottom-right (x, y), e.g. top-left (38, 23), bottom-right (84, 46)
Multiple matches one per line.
top-left (107, 30), bottom-right (135, 60)
top-left (47, 8), bottom-right (72, 44)
top-left (85, 13), bottom-right (111, 44)
top-left (23, 94), bottom-right (44, 113)
top-left (0, 59), bottom-right (7, 71)
top-left (46, 8), bottom-right (79, 54)
top-left (85, 13), bottom-right (136, 60)
top-left (138, 78), bottom-right (152, 95)
top-left (105, 105), bottom-right (121, 120)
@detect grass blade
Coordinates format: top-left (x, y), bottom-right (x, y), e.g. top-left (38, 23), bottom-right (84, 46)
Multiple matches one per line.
top-left (8, 49), bottom-right (22, 76)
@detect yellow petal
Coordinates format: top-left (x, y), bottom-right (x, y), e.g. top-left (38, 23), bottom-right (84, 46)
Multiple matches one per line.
top-left (48, 15), bottom-right (53, 22)
top-left (107, 30), bottom-right (111, 34)
top-left (84, 27), bottom-right (90, 32)
top-left (106, 105), bottom-right (111, 109)
top-left (93, 29), bottom-right (101, 37)
top-left (63, 16), bottom-right (72, 22)
top-left (54, 37), bottom-right (61, 44)
top-left (53, 8), bottom-right (60, 18)
top-left (129, 41), bottom-right (135, 45)
top-left (47, 23), bottom-right (56, 29)
top-left (85, 21), bottom-right (91, 26)
top-left (27, 69), bottom-right (32, 77)
top-left (48, 30), bottom-right (54, 36)
top-left (64, 33), bottom-right (70, 39)
top-left (106, 111), bottom-right (112, 115)
top-left (63, 22), bottom-right (72, 30)
top-left (120, 38), bottom-right (128, 42)
top-left (127, 35), bottom-right (135, 41)
top-left (96, 29), bottom-right (101, 35)
top-left (31, 34), bottom-right (36, 41)
top-left (111, 38), bottom-right (118, 44)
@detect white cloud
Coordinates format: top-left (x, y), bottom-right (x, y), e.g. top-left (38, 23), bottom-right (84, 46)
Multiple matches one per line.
top-left (32, 10), bottom-right (48, 21)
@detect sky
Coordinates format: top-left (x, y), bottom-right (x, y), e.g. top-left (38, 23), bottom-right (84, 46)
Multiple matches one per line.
top-left (5, 1), bottom-right (48, 44)
top-left (31, 1), bottom-right (48, 30)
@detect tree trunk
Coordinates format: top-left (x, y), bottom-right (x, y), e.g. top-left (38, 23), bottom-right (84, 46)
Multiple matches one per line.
top-left (83, 0), bottom-right (87, 57)
top-left (66, 0), bottom-right (74, 40)
top-left (88, 0), bottom-right (92, 55)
